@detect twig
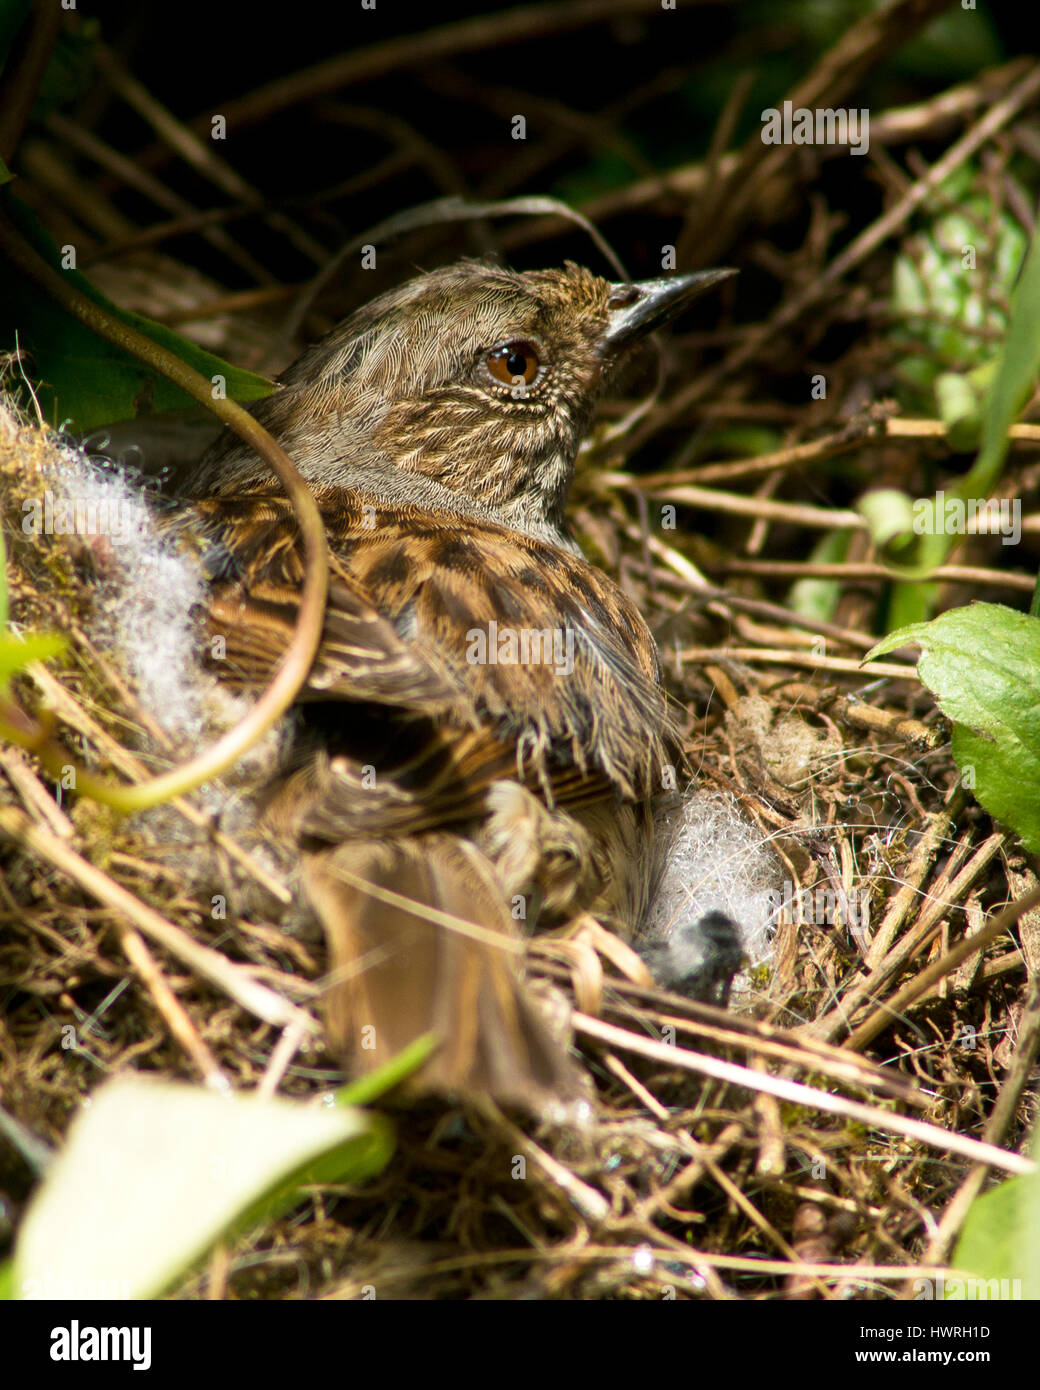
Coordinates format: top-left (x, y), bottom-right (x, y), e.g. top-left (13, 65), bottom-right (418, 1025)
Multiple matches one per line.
top-left (0, 806), bottom-right (317, 1034)
top-left (811, 788), bottom-right (966, 1040)
top-left (695, 0), bottom-right (962, 263)
top-left (904, 969), bottom-right (1040, 1292)
top-left (113, 920), bottom-right (230, 1090)
top-left (43, 111), bottom-right (272, 287)
top-left (482, 1101), bottom-right (610, 1223)
top-left (719, 559), bottom-right (1036, 593)
top-left (841, 831), bottom-right (1005, 1036)
top-left (27, 662), bottom-right (292, 905)
top-left (644, 483), bottom-right (863, 532)
top-left (257, 1019), bottom-right (312, 1100)
top-left (174, 0), bottom-right (682, 139)
top-left (641, 61), bottom-right (1040, 439)
top-left (848, 882), bottom-right (1040, 1050)
top-left (0, 0), bottom-right (62, 162)
top-left (575, 1013), bottom-right (1035, 1176)
top-left (0, 744), bottom-right (74, 837)
top-left (92, 45), bottom-right (328, 269)
top-left (679, 647), bottom-right (917, 681)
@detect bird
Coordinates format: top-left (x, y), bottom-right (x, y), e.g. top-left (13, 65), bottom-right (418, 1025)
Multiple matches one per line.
top-left (638, 911), bottom-right (746, 1009)
top-left (181, 259), bottom-right (733, 1110)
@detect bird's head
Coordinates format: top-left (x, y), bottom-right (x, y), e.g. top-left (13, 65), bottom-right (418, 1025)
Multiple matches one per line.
top-left (194, 260), bottom-right (733, 541)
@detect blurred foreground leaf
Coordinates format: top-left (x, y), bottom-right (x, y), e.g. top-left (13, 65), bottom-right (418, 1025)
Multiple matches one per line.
top-left (951, 1162), bottom-right (1040, 1300)
top-left (11, 1076), bottom-right (393, 1299)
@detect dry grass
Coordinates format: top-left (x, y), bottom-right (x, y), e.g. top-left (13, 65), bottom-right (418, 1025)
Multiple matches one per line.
top-left (1, 4), bottom-right (1039, 1300)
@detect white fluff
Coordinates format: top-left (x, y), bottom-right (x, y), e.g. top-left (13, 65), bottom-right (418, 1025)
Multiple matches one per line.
top-left (30, 438), bottom-right (214, 742)
top-left (646, 791), bottom-right (782, 972)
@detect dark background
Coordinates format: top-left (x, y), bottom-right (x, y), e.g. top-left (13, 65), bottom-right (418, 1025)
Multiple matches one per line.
top-left (58, 0), bottom-right (1020, 292)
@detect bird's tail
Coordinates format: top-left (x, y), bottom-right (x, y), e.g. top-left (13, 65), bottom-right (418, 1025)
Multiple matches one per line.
top-left (303, 835), bottom-right (581, 1110)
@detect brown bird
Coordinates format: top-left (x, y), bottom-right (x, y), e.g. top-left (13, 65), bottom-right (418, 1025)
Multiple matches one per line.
top-left (184, 260), bottom-right (732, 1109)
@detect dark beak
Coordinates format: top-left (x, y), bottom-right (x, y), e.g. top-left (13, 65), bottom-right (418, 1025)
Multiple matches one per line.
top-left (601, 268), bottom-right (736, 353)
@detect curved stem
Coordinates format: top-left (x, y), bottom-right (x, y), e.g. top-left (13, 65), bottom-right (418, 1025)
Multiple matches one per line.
top-left (0, 208), bottom-right (329, 814)
top-left (0, 2), bottom-right (62, 165)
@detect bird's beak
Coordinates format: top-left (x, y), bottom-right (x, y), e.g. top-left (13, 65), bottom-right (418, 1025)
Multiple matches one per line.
top-left (601, 268), bottom-right (736, 353)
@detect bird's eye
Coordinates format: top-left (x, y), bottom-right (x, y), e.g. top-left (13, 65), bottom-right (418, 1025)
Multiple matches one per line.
top-left (486, 340), bottom-right (541, 388)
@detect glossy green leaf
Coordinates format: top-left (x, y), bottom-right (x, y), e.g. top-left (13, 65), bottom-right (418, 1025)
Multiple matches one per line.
top-left (869, 603), bottom-right (1040, 852)
top-left (0, 193), bottom-right (273, 433)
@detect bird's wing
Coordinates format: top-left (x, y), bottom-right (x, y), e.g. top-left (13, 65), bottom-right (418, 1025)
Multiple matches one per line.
top-left (189, 491), bottom-right (461, 715)
top-left (187, 484), bottom-right (683, 836)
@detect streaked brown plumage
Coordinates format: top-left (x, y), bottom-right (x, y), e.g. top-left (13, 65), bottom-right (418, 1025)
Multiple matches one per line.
top-left (183, 259), bottom-right (731, 1109)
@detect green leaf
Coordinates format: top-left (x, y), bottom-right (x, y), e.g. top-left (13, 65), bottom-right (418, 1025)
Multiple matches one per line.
top-left (934, 371), bottom-right (983, 452)
top-left (970, 222), bottom-right (1040, 497)
top-left (857, 488), bottom-right (916, 553)
top-left (913, 221), bottom-right (1040, 573)
top-left (788, 528), bottom-right (850, 624)
top-left (12, 1076), bottom-right (393, 1300)
top-left (884, 576), bottom-right (937, 633)
top-left (0, 629), bottom-right (66, 689)
top-left (334, 1032), bottom-right (438, 1107)
top-left (0, 192), bottom-right (274, 433)
top-left (952, 1167), bottom-right (1040, 1300)
top-left (869, 603), bottom-right (1040, 852)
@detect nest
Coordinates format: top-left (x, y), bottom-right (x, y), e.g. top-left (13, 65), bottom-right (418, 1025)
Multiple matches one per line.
top-left (2, 381), bottom-right (1036, 1300)
top-left (1, 3), bottom-right (1038, 1301)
